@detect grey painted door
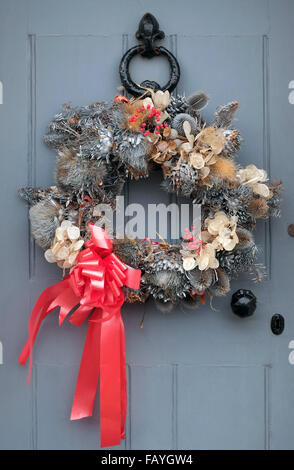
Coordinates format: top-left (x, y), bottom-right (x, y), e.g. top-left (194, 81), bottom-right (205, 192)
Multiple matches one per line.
top-left (0, 0), bottom-right (294, 450)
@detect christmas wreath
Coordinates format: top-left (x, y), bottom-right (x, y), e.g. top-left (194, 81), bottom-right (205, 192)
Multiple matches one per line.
top-left (20, 88), bottom-right (281, 309)
top-left (18, 13), bottom-right (282, 448)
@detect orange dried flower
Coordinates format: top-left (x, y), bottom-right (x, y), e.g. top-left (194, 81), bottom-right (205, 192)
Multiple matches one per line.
top-left (209, 157), bottom-right (236, 179)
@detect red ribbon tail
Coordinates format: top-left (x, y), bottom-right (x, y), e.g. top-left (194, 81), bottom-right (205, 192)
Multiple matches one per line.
top-left (69, 305), bottom-right (93, 326)
top-left (119, 315), bottom-right (127, 440)
top-left (70, 308), bottom-right (101, 420)
top-left (100, 307), bottom-right (125, 448)
top-left (48, 288), bottom-right (80, 326)
top-left (70, 307), bottom-right (127, 448)
top-left (18, 280), bottom-right (68, 383)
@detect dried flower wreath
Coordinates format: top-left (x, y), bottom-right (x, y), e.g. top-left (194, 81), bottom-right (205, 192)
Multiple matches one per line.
top-left (20, 89), bottom-right (282, 310)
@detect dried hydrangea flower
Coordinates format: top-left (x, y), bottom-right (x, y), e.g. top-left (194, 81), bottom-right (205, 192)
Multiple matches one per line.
top-left (44, 220), bottom-right (84, 269)
top-left (151, 138), bottom-right (178, 164)
top-left (216, 227), bottom-right (239, 251)
top-left (237, 164), bottom-right (271, 198)
top-left (183, 256), bottom-right (197, 271)
top-left (195, 127), bottom-right (226, 156)
top-left (189, 152), bottom-right (205, 169)
top-left (197, 244), bottom-right (219, 271)
top-left (205, 212), bottom-right (239, 251)
top-left (206, 211), bottom-right (231, 235)
top-left (175, 124), bottom-right (231, 183)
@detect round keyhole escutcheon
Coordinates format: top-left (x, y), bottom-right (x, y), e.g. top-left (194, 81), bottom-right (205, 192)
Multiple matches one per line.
top-left (271, 314), bottom-right (285, 335)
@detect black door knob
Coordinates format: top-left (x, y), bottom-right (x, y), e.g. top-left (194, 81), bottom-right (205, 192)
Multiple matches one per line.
top-left (231, 289), bottom-right (257, 318)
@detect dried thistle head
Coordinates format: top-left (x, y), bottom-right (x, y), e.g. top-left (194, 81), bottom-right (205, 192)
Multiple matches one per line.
top-left (235, 227), bottom-right (255, 250)
top-left (56, 148), bottom-right (107, 195)
top-left (209, 157), bottom-right (237, 180)
top-left (142, 270), bottom-right (190, 302)
top-left (248, 198), bottom-right (269, 218)
top-left (114, 130), bottom-right (152, 177)
top-left (208, 268), bottom-right (230, 296)
top-left (113, 237), bottom-right (145, 268)
top-left (171, 113), bottom-right (198, 137)
top-left (186, 268), bottom-right (214, 291)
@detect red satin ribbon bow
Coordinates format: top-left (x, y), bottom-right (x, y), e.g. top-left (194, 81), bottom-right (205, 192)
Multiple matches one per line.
top-left (18, 223), bottom-right (141, 448)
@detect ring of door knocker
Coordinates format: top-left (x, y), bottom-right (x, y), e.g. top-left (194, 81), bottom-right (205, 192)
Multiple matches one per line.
top-left (119, 12), bottom-right (180, 97)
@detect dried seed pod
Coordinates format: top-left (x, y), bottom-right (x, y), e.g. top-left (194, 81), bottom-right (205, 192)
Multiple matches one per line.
top-left (171, 114), bottom-right (198, 137)
top-left (67, 225), bottom-right (80, 240)
top-left (168, 128), bottom-right (179, 140)
top-left (221, 129), bottom-right (241, 156)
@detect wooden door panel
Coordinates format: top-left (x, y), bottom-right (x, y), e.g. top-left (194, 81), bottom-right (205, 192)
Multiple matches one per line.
top-left (177, 365), bottom-right (268, 450)
top-left (128, 365), bottom-right (174, 450)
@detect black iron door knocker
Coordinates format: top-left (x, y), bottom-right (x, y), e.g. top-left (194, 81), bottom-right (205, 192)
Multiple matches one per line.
top-left (119, 13), bottom-right (180, 97)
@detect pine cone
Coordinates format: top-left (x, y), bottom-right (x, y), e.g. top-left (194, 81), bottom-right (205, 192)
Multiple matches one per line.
top-left (164, 162), bottom-right (199, 197)
top-left (166, 95), bottom-right (189, 118)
